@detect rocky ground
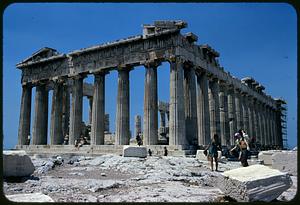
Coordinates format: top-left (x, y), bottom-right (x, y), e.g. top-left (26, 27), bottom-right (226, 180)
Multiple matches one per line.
top-left (3, 154), bottom-right (297, 202)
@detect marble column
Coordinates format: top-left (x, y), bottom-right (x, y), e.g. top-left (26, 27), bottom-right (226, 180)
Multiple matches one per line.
top-left (227, 86), bottom-right (237, 145)
top-left (272, 109), bottom-right (278, 146)
top-left (50, 80), bottom-right (64, 145)
top-left (241, 93), bottom-right (249, 135)
top-left (262, 104), bottom-right (268, 146)
top-left (169, 57), bottom-right (186, 145)
top-left (135, 115), bottom-right (142, 137)
top-left (143, 62), bottom-right (158, 145)
top-left (62, 83), bottom-right (70, 138)
top-left (196, 71), bottom-right (210, 146)
top-left (91, 72), bottom-right (105, 145)
top-left (219, 82), bottom-right (229, 146)
top-left (208, 77), bottom-right (221, 141)
top-left (69, 75), bottom-right (83, 145)
top-left (269, 107), bottom-right (274, 146)
top-left (88, 97), bottom-right (93, 125)
top-left (184, 64), bottom-right (198, 145)
top-left (265, 106), bottom-right (271, 146)
top-left (18, 83), bottom-right (32, 145)
top-left (32, 82), bottom-right (48, 145)
top-left (256, 101), bottom-right (262, 144)
top-left (159, 111), bottom-right (166, 128)
top-left (115, 67), bottom-right (131, 145)
top-left (235, 89), bottom-right (244, 131)
top-left (248, 96), bottom-right (254, 138)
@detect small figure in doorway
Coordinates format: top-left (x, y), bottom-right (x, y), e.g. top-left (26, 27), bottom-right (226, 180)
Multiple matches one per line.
top-left (136, 133), bottom-right (142, 146)
top-left (164, 146), bottom-right (168, 156)
top-left (26, 135), bottom-right (31, 145)
top-left (63, 134), bottom-right (69, 145)
top-left (148, 149), bottom-right (152, 156)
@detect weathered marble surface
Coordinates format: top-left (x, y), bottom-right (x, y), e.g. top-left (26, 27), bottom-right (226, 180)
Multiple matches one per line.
top-left (123, 146), bottom-right (147, 158)
top-left (220, 164), bottom-right (293, 202)
top-left (6, 193), bottom-right (54, 202)
top-left (3, 150), bottom-right (35, 177)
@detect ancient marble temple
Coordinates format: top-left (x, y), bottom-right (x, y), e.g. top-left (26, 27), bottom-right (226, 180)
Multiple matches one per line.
top-left (16, 21), bottom-right (286, 151)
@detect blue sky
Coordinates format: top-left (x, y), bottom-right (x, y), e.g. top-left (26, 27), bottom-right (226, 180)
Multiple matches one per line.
top-left (3, 3), bottom-right (297, 149)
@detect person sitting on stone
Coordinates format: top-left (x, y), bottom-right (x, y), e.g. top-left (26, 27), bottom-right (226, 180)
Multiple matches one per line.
top-left (204, 134), bottom-right (221, 171)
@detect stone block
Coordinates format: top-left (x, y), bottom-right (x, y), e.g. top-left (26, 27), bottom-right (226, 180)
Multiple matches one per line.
top-left (196, 150), bottom-right (221, 161)
top-left (3, 150), bottom-right (35, 177)
top-left (272, 151), bottom-right (297, 176)
top-left (258, 150), bottom-right (277, 165)
top-left (6, 193), bottom-right (54, 202)
top-left (123, 146), bottom-right (147, 158)
top-left (220, 164), bottom-right (293, 202)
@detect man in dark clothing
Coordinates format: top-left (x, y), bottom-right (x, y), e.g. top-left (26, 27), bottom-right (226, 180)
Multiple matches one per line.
top-left (148, 149), bottom-right (152, 156)
top-left (136, 133), bottom-right (142, 146)
top-left (164, 146), bottom-right (168, 156)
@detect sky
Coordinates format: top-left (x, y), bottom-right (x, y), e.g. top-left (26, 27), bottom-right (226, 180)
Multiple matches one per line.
top-left (3, 3), bottom-right (297, 149)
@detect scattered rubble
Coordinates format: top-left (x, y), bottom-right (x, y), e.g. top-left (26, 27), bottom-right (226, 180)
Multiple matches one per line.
top-left (3, 153), bottom-right (297, 202)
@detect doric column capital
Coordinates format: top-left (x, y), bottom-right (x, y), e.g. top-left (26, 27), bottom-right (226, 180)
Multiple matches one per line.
top-left (116, 64), bottom-right (133, 72)
top-left (144, 60), bottom-right (161, 68)
top-left (93, 70), bottom-right (109, 76)
top-left (167, 55), bottom-right (185, 64)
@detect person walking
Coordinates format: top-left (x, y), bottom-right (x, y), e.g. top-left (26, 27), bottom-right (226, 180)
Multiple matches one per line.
top-left (204, 134), bottom-right (221, 171)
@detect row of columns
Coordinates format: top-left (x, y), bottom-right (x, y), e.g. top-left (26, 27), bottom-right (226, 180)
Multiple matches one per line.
top-left (18, 57), bottom-right (281, 147)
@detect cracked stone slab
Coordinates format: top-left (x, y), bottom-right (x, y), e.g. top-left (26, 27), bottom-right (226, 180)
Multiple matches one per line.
top-left (219, 164), bottom-right (293, 202)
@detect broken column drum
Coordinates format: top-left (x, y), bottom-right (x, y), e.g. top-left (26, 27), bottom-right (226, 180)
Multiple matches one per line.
top-left (15, 20), bottom-right (285, 150)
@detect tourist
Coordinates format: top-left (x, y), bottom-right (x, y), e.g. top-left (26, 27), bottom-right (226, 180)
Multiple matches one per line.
top-left (164, 146), bottom-right (168, 156)
top-left (136, 133), bottom-right (142, 146)
top-left (26, 135), bottom-right (31, 145)
top-left (148, 149), bottom-right (152, 156)
top-left (63, 134), bottom-right (69, 145)
top-left (230, 135), bottom-right (249, 167)
top-left (204, 133), bottom-right (221, 171)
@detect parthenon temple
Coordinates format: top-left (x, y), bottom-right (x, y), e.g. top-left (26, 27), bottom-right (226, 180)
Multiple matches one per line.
top-left (16, 20), bottom-right (286, 154)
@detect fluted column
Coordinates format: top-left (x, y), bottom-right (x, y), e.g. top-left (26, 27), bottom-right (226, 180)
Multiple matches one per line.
top-left (256, 101), bottom-right (262, 144)
top-left (159, 111), bottom-right (166, 128)
top-left (115, 67), bottom-right (131, 145)
top-left (91, 72), bottom-right (105, 145)
top-left (272, 109), bottom-right (278, 146)
top-left (196, 71), bottom-right (210, 146)
top-left (248, 96), bottom-right (254, 138)
top-left (227, 86), bottom-right (237, 145)
top-left (135, 115), bottom-right (142, 137)
top-left (32, 82), bottom-right (48, 145)
top-left (235, 89), bottom-right (243, 131)
top-left (269, 107), bottom-right (274, 146)
top-left (208, 77), bottom-right (221, 140)
top-left (18, 83), bottom-right (32, 145)
top-left (241, 93), bottom-right (249, 134)
top-left (261, 103), bottom-right (266, 146)
top-left (265, 105), bottom-right (271, 146)
top-left (143, 62), bottom-right (159, 145)
top-left (88, 97), bottom-right (93, 125)
top-left (50, 80), bottom-right (64, 145)
top-left (219, 82), bottom-right (230, 146)
top-left (69, 75), bottom-right (83, 145)
top-left (62, 83), bottom-right (70, 138)
top-left (184, 63), bottom-right (198, 145)
top-left (169, 57), bottom-right (186, 145)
